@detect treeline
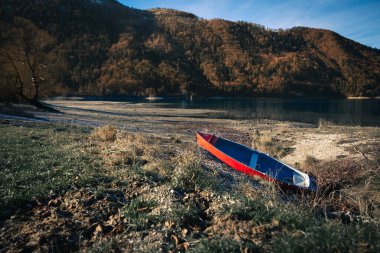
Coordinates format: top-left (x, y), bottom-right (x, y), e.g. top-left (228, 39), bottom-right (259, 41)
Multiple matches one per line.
top-left (1, 0), bottom-right (379, 101)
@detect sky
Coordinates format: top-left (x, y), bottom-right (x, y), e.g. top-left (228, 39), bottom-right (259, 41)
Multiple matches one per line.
top-left (119, 0), bottom-right (380, 49)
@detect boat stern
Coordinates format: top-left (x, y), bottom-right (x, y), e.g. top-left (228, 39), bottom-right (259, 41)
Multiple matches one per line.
top-left (292, 171), bottom-right (318, 192)
top-left (293, 171), bottom-right (310, 188)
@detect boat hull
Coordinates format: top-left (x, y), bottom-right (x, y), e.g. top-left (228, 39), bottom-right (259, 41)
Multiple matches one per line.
top-left (196, 132), bottom-right (317, 192)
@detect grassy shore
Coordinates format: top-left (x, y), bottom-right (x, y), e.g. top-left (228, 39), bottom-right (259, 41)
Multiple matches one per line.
top-left (0, 101), bottom-right (379, 252)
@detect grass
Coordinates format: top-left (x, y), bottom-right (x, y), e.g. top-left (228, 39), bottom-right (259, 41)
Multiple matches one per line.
top-left (1, 121), bottom-right (379, 252)
top-left (225, 193), bottom-right (314, 231)
top-left (169, 201), bottom-right (208, 229)
top-left (88, 238), bottom-right (124, 253)
top-left (122, 198), bottom-right (159, 230)
top-left (227, 197), bottom-right (280, 224)
top-left (0, 122), bottom-right (104, 218)
top-left (222, 192), bottom-right (380, 253)
top-left (191, 237), bottom-right (259, 253)
top-left (251, 130), bottom-right (295, 158)
top-left (90, 125), bottom-right (117, 142)
top-left (272, 220), bottom-right (380, 253)
top-left (171, 150), bottom-right (218, 192)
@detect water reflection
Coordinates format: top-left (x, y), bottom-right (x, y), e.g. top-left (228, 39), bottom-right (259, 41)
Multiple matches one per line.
top-left (153, 98), bottom-right (380, 126)
top-left (76, 96), bottom-right (380, 126)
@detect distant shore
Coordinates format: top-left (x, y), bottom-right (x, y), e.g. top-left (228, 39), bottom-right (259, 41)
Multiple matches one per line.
top-left (46, 94), bottom-right (380, 101)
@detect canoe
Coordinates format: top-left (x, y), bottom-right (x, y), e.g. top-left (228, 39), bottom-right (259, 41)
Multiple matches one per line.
top-left (196, 132), bottom-right (317, 192)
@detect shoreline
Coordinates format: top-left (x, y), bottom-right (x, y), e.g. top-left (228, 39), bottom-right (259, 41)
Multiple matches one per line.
top-left (1, 99), bottom-right (379, 164)
top-left (46, 95), bottom-right (380, 101)
top-left (39, 97), bottom-right (380, 127)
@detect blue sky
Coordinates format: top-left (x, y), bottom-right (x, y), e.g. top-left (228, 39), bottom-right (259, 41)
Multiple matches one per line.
top-left (119, 0), bottom-right (380, 49)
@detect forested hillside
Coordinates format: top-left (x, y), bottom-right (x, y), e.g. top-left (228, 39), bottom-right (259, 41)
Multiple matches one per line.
top-left (1, 0), bottom-right (380, 101)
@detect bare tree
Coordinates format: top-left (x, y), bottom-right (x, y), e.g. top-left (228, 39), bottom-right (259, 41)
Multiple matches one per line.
top-left (0, 17), bottom-right (58, 110)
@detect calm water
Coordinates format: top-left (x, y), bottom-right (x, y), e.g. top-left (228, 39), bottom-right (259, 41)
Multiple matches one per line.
top-left (81, 97), bottom-right (380, 126)
top-left (153, 98), bottom-right (380, 126)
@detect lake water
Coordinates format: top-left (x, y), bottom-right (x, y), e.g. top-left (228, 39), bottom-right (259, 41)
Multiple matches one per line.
top-left (81, 97), bottom-right (380, 126)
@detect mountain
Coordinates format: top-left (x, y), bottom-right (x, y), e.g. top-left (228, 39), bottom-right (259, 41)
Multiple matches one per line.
top-left (1, 0), bottom-right (380, 100)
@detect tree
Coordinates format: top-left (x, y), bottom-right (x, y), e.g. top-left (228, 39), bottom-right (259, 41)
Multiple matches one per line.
top-left (0, 17), bottom-right (57, 108)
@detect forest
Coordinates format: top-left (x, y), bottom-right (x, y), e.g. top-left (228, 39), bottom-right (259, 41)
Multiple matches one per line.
top-left (1, 0), bottom-right (380, 101)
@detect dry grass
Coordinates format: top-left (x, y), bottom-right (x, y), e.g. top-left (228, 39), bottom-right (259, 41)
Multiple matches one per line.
top-left (96, 132), bottom-right (178, 182)
top-left (300, 157), bottom-right (380, 223)
top-left (317, 119), bottom-right (337, 129)
top-left (90, 125), bottom-right (117, 142)
top-left (303, 159), bottom-right (369, 190)
top-left (250, 130), bottom-right (295, 158)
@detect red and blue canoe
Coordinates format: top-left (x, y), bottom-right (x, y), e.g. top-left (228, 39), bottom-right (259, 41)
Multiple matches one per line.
top-left (196, 132), bottom-right (317, 192)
